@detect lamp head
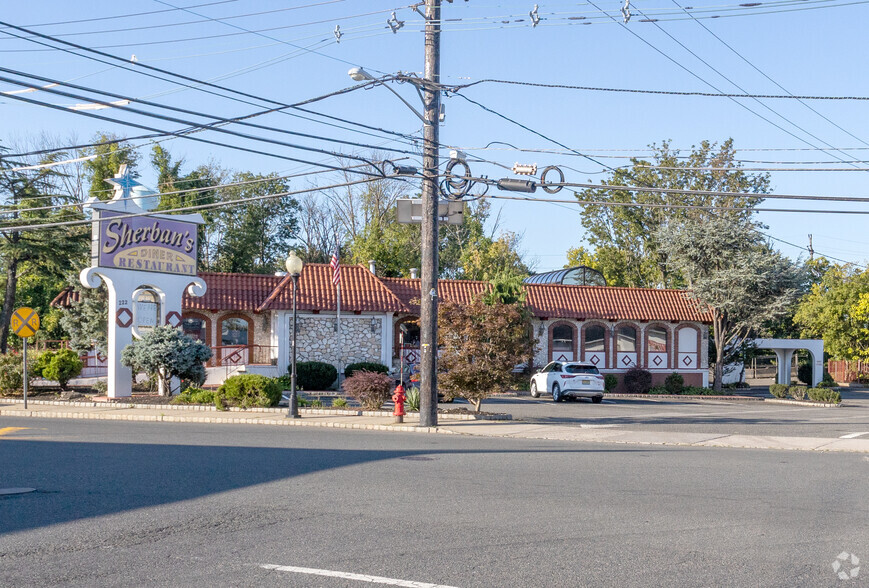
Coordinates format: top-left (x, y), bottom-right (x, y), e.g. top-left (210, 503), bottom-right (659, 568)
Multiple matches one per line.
top-left (348, 67), bottom-right (375, 82)
top-left (285, 251), bottom-right (304, 276)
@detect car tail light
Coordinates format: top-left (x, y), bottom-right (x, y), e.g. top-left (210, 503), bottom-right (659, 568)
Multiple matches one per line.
top-left (560, 375), bottom-right (575, 379)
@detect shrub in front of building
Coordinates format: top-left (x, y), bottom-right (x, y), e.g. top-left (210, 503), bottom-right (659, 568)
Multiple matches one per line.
top-left (344, 361), bottom-right (389, 379)
top-left (40, 349), bottom-right (83, 391)
top-left (342, 371), bottom-right (393, 410)
top-left (295, 361), bottom-right (338, 391)
top-left (218, 374), bottom-right (282, 408)
top-left (769, 384), bottom-right (789, 398)
top-left (603, 373), bottom-right (618, 392)
top-left (0, 353), bottom-right (26, 395)
top-left (623, 367), bottom-right (653, 394)
top-left (664, 372), bottom-right (684, 395)
top-left (807, 387), bottom-right (841, 404)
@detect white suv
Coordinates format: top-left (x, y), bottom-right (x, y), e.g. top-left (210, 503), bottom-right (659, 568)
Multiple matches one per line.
top-left (530, 361), bottom-right (605, 403)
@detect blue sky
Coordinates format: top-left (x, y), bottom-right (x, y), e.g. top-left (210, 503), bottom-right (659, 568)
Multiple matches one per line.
top-left (2, 0), bottom-right (868, 273)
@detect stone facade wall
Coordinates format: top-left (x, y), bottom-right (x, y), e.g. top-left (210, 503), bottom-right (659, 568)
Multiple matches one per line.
top-left (296, 315), bottom-right (382, 369)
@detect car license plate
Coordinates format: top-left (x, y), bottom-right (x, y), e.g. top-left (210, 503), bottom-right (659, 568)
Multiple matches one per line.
top-left (582, 379), bottom-right (590, 385)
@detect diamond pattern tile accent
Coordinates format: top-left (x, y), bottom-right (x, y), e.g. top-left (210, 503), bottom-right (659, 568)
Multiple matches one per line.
top-left (589, 355), bottom-right (600, 365)
top-left (653, 355), bottom-right (663, 366)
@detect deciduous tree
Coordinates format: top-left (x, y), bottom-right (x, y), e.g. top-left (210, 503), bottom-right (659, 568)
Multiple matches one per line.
top-left (656, 215), bottom-right (804, 391)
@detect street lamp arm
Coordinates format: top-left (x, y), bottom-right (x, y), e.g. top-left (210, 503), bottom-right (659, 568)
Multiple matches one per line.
top-left (378, 81), bottom-right (427, 125)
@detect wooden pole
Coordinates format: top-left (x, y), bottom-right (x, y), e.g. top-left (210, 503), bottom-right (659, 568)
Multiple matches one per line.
top-left (418, 0), bottom-right (441, 429)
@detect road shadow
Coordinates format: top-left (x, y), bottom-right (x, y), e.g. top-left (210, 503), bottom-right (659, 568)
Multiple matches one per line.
top-left (0, 437), bottom-right (651, 536)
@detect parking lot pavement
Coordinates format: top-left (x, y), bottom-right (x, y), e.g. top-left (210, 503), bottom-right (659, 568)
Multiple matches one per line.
top-left (479, 390), bottom-right (869, 439)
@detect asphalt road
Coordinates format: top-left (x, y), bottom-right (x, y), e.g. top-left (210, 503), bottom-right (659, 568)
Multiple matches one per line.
top-left (1, 417), bottom-right (867, 587)
top-left (475, 390), bottom-right (869, 439)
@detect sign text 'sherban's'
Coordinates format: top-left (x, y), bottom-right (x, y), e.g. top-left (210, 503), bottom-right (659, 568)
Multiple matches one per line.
top-left (98, 212), bottom-right (197, 276)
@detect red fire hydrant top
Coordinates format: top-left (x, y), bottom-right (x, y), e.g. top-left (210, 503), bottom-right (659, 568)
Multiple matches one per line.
top-left (392, 384), bottom-right (406, 417)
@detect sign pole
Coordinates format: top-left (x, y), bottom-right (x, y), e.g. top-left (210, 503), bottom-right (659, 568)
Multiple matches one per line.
top-left (23, 338), bottom-right (28, 410)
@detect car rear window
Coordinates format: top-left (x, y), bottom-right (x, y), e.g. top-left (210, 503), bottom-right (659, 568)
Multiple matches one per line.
top-left (565, 365), bottom-right (600, 375)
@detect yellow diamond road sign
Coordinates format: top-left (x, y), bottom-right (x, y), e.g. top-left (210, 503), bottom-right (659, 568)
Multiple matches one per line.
top-left (11, 307), bottom-right (39, 338)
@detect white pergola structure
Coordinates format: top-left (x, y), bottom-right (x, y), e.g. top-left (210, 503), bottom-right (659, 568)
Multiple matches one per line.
top-left (754, 338), bottom-right (824, 387)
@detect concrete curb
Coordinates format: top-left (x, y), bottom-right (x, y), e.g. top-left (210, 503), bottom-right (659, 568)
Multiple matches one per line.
top-left (17, 399), bottom-right (510, 420)
top-left (606, 393), bottom-right (762, 401)
top-left (0, 407), bottom-right (452, 435)
top-left (764, 398), bottom-right (841, 408)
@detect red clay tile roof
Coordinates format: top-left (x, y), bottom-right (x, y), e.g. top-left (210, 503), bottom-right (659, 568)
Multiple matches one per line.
top-left (524, 283), bottom-right (711, 323)
top-left (52, 268), bottom-right (710, 323)
top-left (185, 272), bottom-right (282, 311)
top-left (380, 278), bottom-right (490, 314)
top-left (256, 264), bottom-right (406, 313)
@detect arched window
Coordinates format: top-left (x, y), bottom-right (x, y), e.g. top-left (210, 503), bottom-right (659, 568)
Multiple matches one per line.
top-left (549, 322), bottom-right (576, 361)
top-left (677, 326), bottom-right (699, 369)
top-left (221, 317), bottom-right (250, 346)
top-left (648, 326), bottom-right (667, 353)
top-left (617, 325), bottom-right (637, 352)
top-left (646, 325), bottom-right (669, 369)
top-left (132, 288), bottom-right (160, 339)
top-left (552, 324), bottom-right (574, 352)
top-left (585, 325), bottom-right (605, 352)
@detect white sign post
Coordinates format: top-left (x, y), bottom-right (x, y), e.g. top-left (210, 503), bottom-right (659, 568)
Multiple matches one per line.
top-left (80, 165), bottom-right (207, 398)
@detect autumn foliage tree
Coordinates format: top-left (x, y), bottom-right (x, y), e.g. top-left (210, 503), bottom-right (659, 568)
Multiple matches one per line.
top-left (438, 296), bottom-right (535, 412)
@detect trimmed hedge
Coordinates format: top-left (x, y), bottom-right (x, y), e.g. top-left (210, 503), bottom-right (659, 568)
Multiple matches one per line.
top-left (296, 361), bottom-right (337, 391)
top-left (218, 374), bottom-right (282, 408)
top-left (344, 361), bottom-right (389, 379)
top-left (769, 384), bottom-right (789, 398)
top-left (40, 349), bottom-right (83, 390)
top-left (664, 372), bottom-right (684, 395)
top-left (788, 385), bottom-right (807, 401)
top-left (808, 387), bottom-right (841, 404)
top-left (623, 367), bottom-right (652, 394)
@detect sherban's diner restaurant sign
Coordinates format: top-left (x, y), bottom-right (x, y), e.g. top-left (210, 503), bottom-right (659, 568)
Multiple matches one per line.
top-left (99, 211), bottom-right (197, 276)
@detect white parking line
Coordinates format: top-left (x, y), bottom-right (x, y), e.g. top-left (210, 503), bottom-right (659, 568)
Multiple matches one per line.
top-left (260, 564), bottom-right (460, 587)
top-left (839, 432), bottom-right (869, 439)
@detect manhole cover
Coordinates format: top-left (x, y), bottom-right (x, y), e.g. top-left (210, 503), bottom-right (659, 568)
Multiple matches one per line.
top-left (0, 488), bottom-right (36, 496)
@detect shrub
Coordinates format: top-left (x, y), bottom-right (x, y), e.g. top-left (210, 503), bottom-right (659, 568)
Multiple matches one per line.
top-left (685, 386), bottom-right (716, 395)
top-left (604, 374), bottom-right (618, 392)
top-left (0, 353), bottom-right (25, 395)
top-left (332, 397), bottom-right (348, 408)
top-left (769, 384), bottom-right (789, 398)
top-left (342, 371), bottom-right (393, 410)
top-left (623, 367), bottom-right (653, 394)
top-left (788, 385), bottom-right (807, 401)
top-left (41, 349), bottom-right (83, 390)
top-left (405, 386), bottom-right (420, 411)
top-left (797, 361), bottom-right (812, 385)
top-left (171, 387), bottom-right (224, 408)
top-left (121, 325), bottom-right (212, 394)
top-left (218, 374), bottom-right (282, 408)
top-left (648, 385), bottom-right (669, 395)
top-left (92, 380), bottom-right (108, 395)
top-left (817, 371), bottom-right (837, 388)
top-left (808, 387), bottom-right (841, 404)
top-left (310, 399), bottom-right (323, 408)
top-left (344, 361), bottom-right (389, 379)
top-left (664, 372), bottom-right (684, 395)
top-left (295, 361), bottom-right (338, 391)
top-left (32, 351), bottom-right (52, 378)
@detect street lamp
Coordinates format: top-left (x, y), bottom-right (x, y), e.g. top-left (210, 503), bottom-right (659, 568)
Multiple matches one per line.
top-left (286, 251), bottom-right (305, 418)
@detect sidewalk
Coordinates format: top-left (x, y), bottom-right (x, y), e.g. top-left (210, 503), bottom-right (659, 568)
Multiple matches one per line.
top-left (2, 400), bottom-right (869, 454)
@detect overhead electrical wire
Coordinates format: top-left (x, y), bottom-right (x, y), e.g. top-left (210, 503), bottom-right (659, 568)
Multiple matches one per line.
top-left (10, 0), bottom-right (242, 28)
top-left (0, 67), bottom-right (422, 160)
top-left (0, 175), bottom-right (386, 233)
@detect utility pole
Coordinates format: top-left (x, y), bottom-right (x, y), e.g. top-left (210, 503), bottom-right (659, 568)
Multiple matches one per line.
top-left (419, 0), bottom-right (441, 428)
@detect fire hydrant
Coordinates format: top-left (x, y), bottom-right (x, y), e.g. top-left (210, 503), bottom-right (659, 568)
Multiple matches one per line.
top-left (392, 384), bottom-right (406, 423)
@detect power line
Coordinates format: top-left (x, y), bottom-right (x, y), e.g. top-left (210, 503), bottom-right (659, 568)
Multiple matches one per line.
top-left (10, 0), bottom-right (241, 28)
top-left (449, 78), bottom-right (869, 101)
top-left (0, 176), bottom-right (385, 233)
top-left (0, 67), bottom-right (422, 160)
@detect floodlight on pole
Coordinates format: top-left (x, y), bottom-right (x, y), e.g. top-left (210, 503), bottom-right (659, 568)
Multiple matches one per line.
top-left (348, 67), bottom-right (375, 82)
top-left (347, 68), bottom-right (426, 124)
